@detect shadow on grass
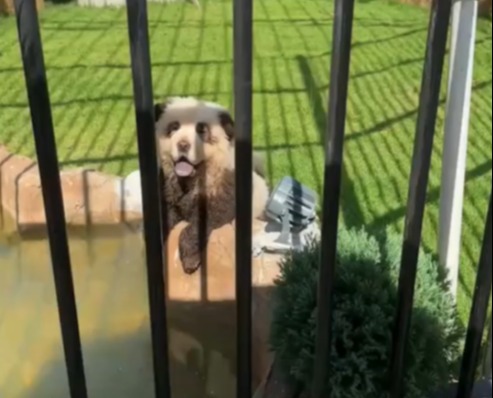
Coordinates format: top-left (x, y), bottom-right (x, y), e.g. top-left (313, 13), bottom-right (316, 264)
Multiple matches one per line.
top-left (296, 55), bottom-right (365, 228)
top-left (295, 52), bottom-right (492, 303)
top-left (352, 27), bottom-right (427, 48)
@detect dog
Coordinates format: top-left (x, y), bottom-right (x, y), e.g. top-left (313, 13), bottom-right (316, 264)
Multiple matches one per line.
top-left (155, 96), bottom-right (269, 274)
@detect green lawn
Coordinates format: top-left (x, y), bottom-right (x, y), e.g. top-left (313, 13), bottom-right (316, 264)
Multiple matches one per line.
top-left (0, 0), bottom-right (491, 320)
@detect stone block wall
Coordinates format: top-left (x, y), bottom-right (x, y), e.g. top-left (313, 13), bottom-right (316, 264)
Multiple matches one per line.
top-left (0, 0), bottom-right (43, 15)
top-left (77, 0), bottom-right (197, 8)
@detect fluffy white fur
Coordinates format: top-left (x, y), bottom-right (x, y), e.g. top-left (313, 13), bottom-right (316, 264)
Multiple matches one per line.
top-left (155, 96), bottom-right (269, 220)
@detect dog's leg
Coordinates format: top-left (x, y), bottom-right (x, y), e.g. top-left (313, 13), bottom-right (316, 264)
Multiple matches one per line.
top-left (178, 195), bottom-right (235, 274)
top-left (165, 205), bottom-right (182, 232)
top-left (178, 225), bottom-right (207, 274)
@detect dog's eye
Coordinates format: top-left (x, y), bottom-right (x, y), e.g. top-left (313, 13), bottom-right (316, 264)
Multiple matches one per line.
top-left (196, 122), bottom-right (209, 135)
top-left (166, 121), bottom-right (180, 135)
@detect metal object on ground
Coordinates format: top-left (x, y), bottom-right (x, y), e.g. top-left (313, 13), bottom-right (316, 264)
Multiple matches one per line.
top-left (265, 177), bottom-right (318, 245)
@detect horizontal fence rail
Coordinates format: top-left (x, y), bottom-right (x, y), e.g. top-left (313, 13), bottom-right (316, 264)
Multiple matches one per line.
top-left (10, 0), bottom-right (493, 397)
top-left (312, 0), bottom-right (355, 397)
top-left (389, 0), bottom-right (453, 395)
top-left (125, 0), bottom-right (172, 396)
top-left (13, 0), bottom-right (88, 396)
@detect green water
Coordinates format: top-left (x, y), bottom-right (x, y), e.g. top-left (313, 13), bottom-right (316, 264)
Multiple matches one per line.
top-left (0, 219), bottom-right (236, 398)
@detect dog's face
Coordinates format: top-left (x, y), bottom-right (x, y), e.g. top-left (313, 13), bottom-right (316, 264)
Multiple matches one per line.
top-left (155, 97), bottom-right (235, 178)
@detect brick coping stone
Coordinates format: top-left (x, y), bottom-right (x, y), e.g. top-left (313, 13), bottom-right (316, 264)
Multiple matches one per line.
top-left (1, 145), bottom-right (143, 233)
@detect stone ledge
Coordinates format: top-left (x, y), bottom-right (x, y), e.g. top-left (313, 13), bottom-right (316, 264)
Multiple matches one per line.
top-left (76, 0), bottom-right (199, 8)
top-left (149, 232), bottom-right (282, 396)
top-left (254, 360), bottom-right (300, 398)
top-left (166, 222), bottom-right (282, 389)
top-left (0, 0), bottom-right (43, 15)
top-left (0, 145), bottom-right (142, 233)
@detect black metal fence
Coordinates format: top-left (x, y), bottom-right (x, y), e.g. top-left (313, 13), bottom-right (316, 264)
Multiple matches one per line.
top-left (11, 0), bottom-right (492, 396)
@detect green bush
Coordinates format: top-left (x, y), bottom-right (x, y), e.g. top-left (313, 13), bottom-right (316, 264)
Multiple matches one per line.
top-left (270, 227), bottom-right (464, 398)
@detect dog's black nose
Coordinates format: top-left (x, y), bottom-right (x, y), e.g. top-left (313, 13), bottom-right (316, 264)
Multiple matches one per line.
top-left (178, 140), bottom-right (191, 152)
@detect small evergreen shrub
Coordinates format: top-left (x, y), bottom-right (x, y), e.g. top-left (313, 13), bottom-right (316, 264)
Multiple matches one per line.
top-left (270, 227), bottom-right (464, 398)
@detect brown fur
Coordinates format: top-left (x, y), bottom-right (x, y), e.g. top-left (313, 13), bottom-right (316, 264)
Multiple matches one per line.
top-left (160, 165), bottom-right (236, 274)
top-left (156, 97), bottom-right (268, 274)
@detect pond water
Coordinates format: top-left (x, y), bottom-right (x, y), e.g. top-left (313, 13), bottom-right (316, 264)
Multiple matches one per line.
top-left (0, 215), bottom-right (236, 398)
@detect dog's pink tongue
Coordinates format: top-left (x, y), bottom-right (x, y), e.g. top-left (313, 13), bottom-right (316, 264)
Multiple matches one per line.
top-left (174, 161), bottom-right (194, 177)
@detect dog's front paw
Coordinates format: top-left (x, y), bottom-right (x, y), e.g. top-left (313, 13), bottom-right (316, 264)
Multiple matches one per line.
top-left (179, 241), bottom-right (202, 275)
top-left (181, 256), bottom-right (201, 275)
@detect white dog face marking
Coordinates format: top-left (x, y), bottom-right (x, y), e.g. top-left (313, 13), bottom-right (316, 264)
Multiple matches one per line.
top-left (155, 97), bottom-right (235, 178)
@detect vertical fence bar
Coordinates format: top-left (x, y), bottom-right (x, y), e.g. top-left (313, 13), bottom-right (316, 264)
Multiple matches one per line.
top-left (13, 0), bottom-right (87, 397)
top-left (482, 315), bottom-right (492, 377)
top-left (125, 0), bottom-right (172, 397)
top-left (456, 195), bottom-right (492, 398)
top-left (389, 0), bottom-right (452, 395)
top-left (233, 0), bottom-right (254, 394)
top-left (311, 0), bottom-right (355, 397)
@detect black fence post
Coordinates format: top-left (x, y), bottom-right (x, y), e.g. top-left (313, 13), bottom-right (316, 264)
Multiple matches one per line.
top-left (456, 195), bottom-right (492, 398)
top-left (389, 0), bottom-right (452, 396)
top-left (311, 0), bottom-right (355, 397)
top-left (13, 0), bottom-right (88, 397)
top-left (483, 320), bottom-right (492, 378)
top-left (125, 0), bottom-right (172, 397)
top-left (233, 0), bottom-right (254, 395)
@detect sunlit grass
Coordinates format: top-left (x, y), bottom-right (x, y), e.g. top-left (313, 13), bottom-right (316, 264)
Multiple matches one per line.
top-left (0, 0), bottom-right (491, 321)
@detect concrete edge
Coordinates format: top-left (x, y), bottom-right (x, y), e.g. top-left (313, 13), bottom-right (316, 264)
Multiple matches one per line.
top-left (0, 145), bottom-right (143, 233)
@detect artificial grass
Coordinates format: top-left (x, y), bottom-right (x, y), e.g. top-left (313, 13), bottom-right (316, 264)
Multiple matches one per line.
top-left (0, 0), bottom-right (491, 320)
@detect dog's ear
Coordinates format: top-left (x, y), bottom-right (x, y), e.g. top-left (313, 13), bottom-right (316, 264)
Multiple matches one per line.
top-left (218, 111), bottom-right (235, 141)
top-left (154, 102), bottom-right (167, 122)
